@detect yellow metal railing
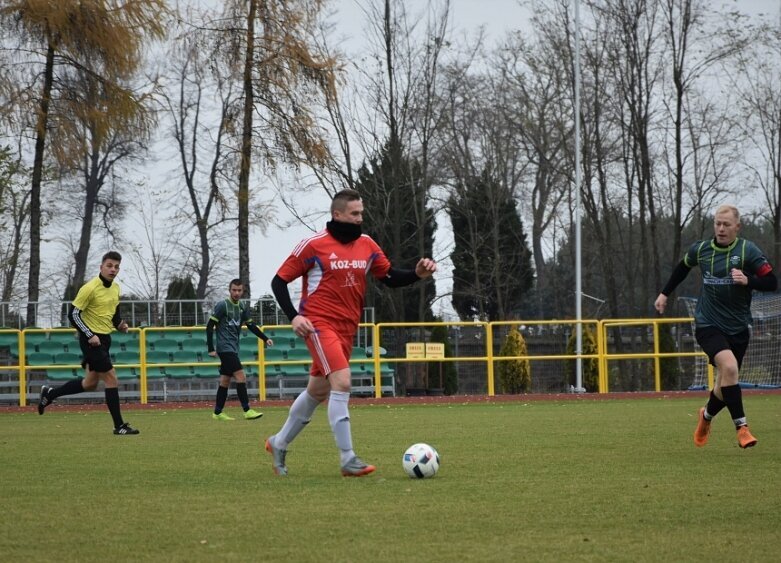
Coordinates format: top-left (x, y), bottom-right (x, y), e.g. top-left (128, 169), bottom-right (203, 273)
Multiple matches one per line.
top-left (598, 318), bottom-right (713, 392)
top-left (3, 318), bottom-right (715, 406)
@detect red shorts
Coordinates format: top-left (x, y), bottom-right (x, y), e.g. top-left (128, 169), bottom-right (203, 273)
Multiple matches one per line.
top-left (305, 326), bottom-right (353, 377)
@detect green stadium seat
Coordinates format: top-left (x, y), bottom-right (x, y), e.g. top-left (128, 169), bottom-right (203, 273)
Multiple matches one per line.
top-left (115, 367), bottom-right (137, 381)
top-left (114, 351), bottom-right (140, 365)
top-left (165, 366), bottom-right (194, 379)
top-left (180, 337), bottom-right (207, 352)
top-left (145, 350), bottom-right (171, 365)
top-left (24, 332), bottom-right (49, 350)
top-left (351, 346), bottom-right (368, 359)
top-left (263, 348), bottom-right (286, 363)
top-left (268, 327), bottom-right (296, 341)
top-left (239, 335), bottom-right (260, 351)
top-left (172, 350), bottom-right (200, 365)
top-left (365, 345), bottom-right (388, 357)
top-left (285, 348), bottom-right (310, 362)
top-left (45, 368), bottom-right (78, 381)
top-left (122, 340), bottom-right (140, 353)
top-left (27, 352), bottom-right (53, 366)
top-left (38, 341), bottom-right (67, 355)
top-left (152, 338), bottom-right (180, 353)
top-left (192, 365), bottom-right (215, 378)
top-left (0, 334), bottom-right (19, 364)
top-left (238, 347), bottom-right (256, 362)
top-left (48, 332), bottom-right (77, 346)
top-left (281, 363), bottom-right (310, 377)
top-left (112, 331), bottom-right (138, 346)
top-left (0, 332), bottom-right (19, 351)
top-left (54, 352), bottom-right (82, 366)
top-left (142, 367), bottom-right (167, 380)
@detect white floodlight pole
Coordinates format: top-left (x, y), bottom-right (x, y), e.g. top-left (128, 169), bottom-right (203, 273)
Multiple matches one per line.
top-left (574, 0), bottom-right (583, 391)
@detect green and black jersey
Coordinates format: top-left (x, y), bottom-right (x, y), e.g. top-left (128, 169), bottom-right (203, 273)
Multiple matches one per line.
top-left (209, 299), bottom-right (251, 354)
top-left (684, 237), bottom-right (772, 334)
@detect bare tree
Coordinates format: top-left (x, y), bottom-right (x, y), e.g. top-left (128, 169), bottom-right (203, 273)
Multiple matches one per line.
top-left (0, 0), bottom-right (166, 325)
top-left (53, 67), bottom-right (156, 298)
top-left (733, 23), bottom-right (781, 267)
top-left (161, 12), bottom-right (238, 299)
top-left (216, 0), bottom-right (338, 297)
top-left (0, 144), bottom-right (29, 302)
top-left (660, 0), bottom-right (750, 263)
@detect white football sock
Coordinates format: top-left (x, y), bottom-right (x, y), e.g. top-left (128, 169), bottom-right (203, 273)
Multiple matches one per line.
top-left (328, 390), bottom-right (355, 465)
top-left (274, 390), bottom-right (320, 450)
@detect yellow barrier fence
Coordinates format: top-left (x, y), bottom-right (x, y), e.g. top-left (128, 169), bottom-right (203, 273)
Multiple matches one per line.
top-left (2, 318), bottom-right (717, 406)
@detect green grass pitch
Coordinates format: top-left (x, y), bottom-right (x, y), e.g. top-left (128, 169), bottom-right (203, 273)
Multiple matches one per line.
top-left (2, 395), bottom-right (780, 561)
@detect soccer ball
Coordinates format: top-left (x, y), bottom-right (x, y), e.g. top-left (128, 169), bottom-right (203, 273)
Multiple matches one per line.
top-left (402, 443), bottom-right (440, 479)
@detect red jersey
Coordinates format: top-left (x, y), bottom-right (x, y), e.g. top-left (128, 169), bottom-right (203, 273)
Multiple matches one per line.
top-left (276, 230), bottom-right (392, 331)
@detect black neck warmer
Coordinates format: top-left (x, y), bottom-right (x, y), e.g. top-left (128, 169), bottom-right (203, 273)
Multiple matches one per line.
top-left (327, 220), bottom-right (362, 244)
top-left (99, 274), bottom-right (113, 288)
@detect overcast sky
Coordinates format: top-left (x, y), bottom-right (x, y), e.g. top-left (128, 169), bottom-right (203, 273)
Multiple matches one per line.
top-left (35, 0), bottom-right (780, 318)
top-left (246, 0), bottom-right (781, 318)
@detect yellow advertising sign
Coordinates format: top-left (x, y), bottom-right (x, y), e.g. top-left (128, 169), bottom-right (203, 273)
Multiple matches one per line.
top-left (425, 342), bottom-right (445, 359)
top-left (405, 342), bottom-right (425, 359)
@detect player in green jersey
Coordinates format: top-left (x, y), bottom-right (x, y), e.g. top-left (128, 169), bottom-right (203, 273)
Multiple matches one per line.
top-left (655, 205), bottom-right (777, 448)
top-left (206, 279), bottom-right (272, 421)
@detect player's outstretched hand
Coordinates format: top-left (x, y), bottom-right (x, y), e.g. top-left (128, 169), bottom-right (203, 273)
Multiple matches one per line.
top-left (208, 350), bottom-right (217, 357)
top-left (266, 338), bottom-right (274, 348)
top-left (117, 320), bottom-right (129, 333)
top-left (654, 293), bottom-right (667, 314)
top-left (415, 258), bottom-right (437, 279)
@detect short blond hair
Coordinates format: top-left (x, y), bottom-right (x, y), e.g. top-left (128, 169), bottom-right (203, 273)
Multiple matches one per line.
top-left (714, 204), bottom-right (740, 223)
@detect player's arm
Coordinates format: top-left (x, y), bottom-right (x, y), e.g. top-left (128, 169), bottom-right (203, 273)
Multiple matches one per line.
top-left (70, 284), bottom-right (95, 340)
top-left (69, 306), bottom-right (94, 339)
top-left (381, 258), bottom-right (437, 287)
top-left (271, 275), bottom-right (299, 321)
top-left (271, 274), bottom-right (315, 337)
top-left (240, 305), bottom-right (272, 345)
top-left (379, 267), bottom-right (420, 288)
top-left (111, 305), bottom-right (128, 332)
top-left (655, 260), bottom-right (692, 314)
top-left (207, 301), bottom-right (228, 355)
top-left (746, 265), bottom-right (778, 292)
top-left (246, 321), bottom-right (272, 345)
top-left (205, 316), bottom-right (219, 354)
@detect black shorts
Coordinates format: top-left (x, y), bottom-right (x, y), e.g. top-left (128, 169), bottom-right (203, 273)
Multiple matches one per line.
top-left (695, 326), bottom-right (750, 369)
top-left (217, 352), bottom-right (243, 376)
top-left (79, 333), bottom-right (113, 373)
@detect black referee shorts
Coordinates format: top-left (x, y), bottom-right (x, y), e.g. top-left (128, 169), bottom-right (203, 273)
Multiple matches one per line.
top-left (78, 333), bottom-right (113, 373)
top-left (695, 326), bottom-right (750, 369)
top-left (217, 352), bottom-right (243, 376)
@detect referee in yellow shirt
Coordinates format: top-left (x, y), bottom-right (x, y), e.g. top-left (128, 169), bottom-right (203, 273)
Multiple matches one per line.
top-left (38, 251), bottom-right (139, 435)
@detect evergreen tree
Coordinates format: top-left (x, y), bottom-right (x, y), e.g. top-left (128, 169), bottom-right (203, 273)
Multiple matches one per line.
top-left (355, 140), bottom-right (436, 322)
top-left (449, 169), bottom-right (534, 321)
top-left (165, 277), bottom-right (200, 326)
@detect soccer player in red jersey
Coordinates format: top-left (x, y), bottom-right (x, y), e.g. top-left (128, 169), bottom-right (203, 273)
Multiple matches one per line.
top-left (265, 189), bottom-right (437, 476)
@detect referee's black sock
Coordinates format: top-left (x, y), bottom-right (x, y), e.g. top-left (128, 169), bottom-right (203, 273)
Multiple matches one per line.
top-left (105, 387), bottom-right (124, 428)
top-left (236, 382), bottom-right (250, 411)
top-left (48, 378), bottom-right (84, 400)
top-left (720, 384), bottom-right (747, 428)
top-left (214, 385), bottom-right (228, 414)
top-left (704, 390), bottom-right (726, 420)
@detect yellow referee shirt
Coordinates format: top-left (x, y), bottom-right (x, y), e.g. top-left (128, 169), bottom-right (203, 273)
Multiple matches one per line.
top-left (72, 276), bottom-right (121, 335)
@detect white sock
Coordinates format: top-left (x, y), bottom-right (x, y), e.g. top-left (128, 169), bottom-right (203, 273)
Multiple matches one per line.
top-left (328, 390), bottom-right (355, 465)
top-left (274, 390), bottom-right (320, 450)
